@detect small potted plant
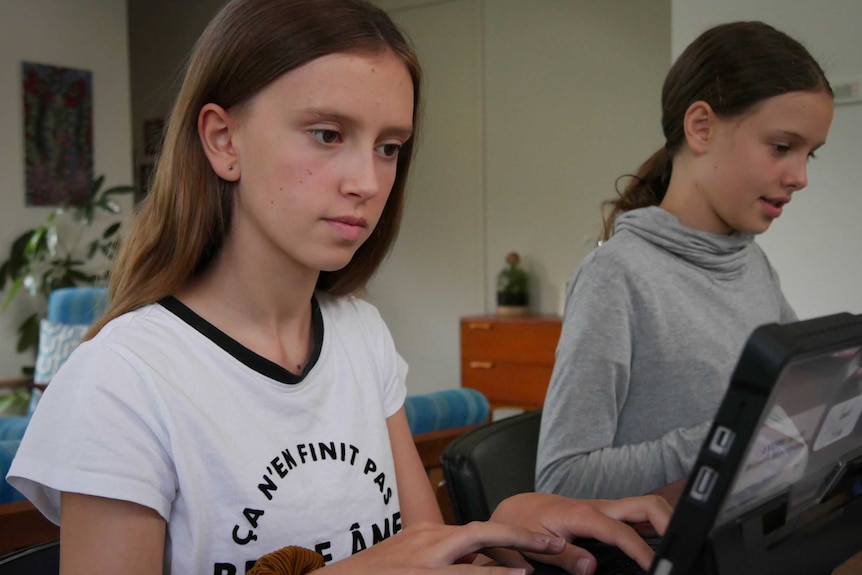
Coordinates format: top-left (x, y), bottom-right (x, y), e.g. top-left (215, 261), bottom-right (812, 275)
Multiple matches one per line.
top-left (496, 251), bottom-right (530, 316)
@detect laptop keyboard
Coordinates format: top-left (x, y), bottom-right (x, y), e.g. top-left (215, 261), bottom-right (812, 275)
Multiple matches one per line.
top-left (529, 539), bottom-right (649, 575)
top-left (583, 540), bottom-right (647, 575)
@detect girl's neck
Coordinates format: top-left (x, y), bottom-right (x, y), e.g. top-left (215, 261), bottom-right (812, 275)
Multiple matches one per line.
top-left (173, 238), bottom-right (319, 374)
top-left (184, 239), bottom-right (317, 317)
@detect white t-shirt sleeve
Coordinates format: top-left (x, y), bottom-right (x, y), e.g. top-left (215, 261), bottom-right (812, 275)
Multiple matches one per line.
top-left (351, 296), bottom-right (407, 418)
top-left (371, 310), bottom-right (408, 419)
top-left (7, 339), bottom-right (177, 523)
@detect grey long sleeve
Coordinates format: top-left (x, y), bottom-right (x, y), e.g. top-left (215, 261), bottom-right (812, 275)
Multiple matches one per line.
top-left (536, 207), bottom-right (796, 499)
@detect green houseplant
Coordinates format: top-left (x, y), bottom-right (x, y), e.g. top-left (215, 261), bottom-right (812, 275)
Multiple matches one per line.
top-left (495, 251), bottom-right (530, 316)
top-left (0, 175), bottom-right (136, 370)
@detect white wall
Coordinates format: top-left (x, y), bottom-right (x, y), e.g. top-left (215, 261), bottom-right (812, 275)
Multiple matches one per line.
top-left (0, 0), bottom-right (132, 376)
top-left (481, 1), bottom-right (670, 313)
top-left (127, 0), bottom-right (224, 162)
top-left (368, 0), bottom-right (670, 393)
top-left (672, 0), bottom-right (862, 319)
top-left (364, 0), bottom-right (486, 394)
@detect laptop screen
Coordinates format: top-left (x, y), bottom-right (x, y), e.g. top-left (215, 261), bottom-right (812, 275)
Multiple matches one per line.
top-left (716, 339), bottom-right (862, 527)
top-left (651, 312), bottom-right (862, 575)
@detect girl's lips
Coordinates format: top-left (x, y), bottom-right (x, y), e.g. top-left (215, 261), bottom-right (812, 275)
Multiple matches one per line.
top-left (325, 216), bottom-right (367, 242)
top-left (759, 197), bottom-right (788, 219)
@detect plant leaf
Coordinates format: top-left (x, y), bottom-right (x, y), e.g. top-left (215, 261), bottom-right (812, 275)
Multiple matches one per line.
top-left (0, 260), bottom-right (9, 290)
top-left (68, 269), bottom-right (93, 283)
top-left (23, 227), bottom-right (47, 260)
top-left (86, 240), bottom-right (99, 259)
top-left (90, 174), bottom-right (106, 198)
top-left (2, 174), bottom-right (132, 358)
top-left (102, 222), bottom-right (121, 239)
top-left (102, 185), bottom-right (137, 197)
top-left (1, 277), bottom-right (23, 311)
top-left (82, 203), bottom-right (95, 225)
top-left (99, 199), bottom-right (121, 214)
top-left (23, 273), bottom-right (40, 295)
top-left (46, 225), bottom-right (59, 256)
top-left (16, 313), bottom-right (40, 354)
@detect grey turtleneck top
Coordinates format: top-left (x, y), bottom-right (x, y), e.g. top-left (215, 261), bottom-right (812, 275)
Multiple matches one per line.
top-left (536, 207), bottom-right (796, 499)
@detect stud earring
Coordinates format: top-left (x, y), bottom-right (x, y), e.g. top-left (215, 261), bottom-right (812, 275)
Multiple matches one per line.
top-left (228, 165), bottom-right (234, 171)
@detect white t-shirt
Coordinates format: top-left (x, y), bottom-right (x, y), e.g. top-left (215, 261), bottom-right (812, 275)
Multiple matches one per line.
top-left (9, 293), bottom-right (407, 574)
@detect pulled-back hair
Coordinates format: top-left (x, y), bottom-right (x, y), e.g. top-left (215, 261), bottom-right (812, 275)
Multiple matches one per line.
top-left (601, 21), bottom-right (831, 240)
top-left (88, 0), bottom-right (422, 338)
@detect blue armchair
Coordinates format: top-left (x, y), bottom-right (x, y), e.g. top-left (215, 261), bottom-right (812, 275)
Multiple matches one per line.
top-left (1, 286), bottom-right (108, 504)
top-left (405, 387), bottom-right (490, 523)
top-left (0, 287), bottom-right (108, 554)
top-left (0, 417), bottom-right (30, 504)
top-left (405, 387), bottom-right (490, 435)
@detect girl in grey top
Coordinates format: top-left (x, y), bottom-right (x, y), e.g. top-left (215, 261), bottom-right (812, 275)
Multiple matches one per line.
top-left (537, 21), bottom-right (834, 500)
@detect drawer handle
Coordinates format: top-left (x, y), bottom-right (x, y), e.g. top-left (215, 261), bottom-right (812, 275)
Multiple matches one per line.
top-left (469, 361), bottom-right (494, 369)
top-left (467, 322), bottom-right (493, 330)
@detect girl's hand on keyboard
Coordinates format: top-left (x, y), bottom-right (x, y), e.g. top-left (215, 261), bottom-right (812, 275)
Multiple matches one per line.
top-left (488, 493), bottom-right (672, 574)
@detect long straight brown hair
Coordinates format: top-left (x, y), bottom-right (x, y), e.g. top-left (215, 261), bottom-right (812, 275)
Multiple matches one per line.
top-left (601, 21), bottom-right (831, 241)
top-left (88, 0), bottom-right (422, 338)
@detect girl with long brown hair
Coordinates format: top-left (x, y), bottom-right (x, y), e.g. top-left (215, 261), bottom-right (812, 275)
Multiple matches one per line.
top-left (9, 1), bottom-right (668, 573)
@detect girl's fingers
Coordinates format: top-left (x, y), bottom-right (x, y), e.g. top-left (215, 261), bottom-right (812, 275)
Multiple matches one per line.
top-left (424, 566), bottom-right (529, 575)
top-left (577, 520), bottom-right (653, 570)
top-left (523, 501), bottom-right (658, 570)
top-left (475, 546), bottom-right (534, 572)
top-left (452, 521), bottom-right (567, 559)
top-left (523, 543), bottom-right (599, 575)
top-left (594, 495), bottom-right (673, 535)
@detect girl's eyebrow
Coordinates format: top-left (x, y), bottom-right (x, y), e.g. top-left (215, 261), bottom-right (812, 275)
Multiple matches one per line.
top-left (301, 107), bottom-right (353, 124)
top-left (300, 107), bottom-right (413, 140)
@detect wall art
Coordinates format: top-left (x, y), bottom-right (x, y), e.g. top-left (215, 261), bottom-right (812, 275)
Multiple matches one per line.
top-left (22, 62), bottom-right (93, 206)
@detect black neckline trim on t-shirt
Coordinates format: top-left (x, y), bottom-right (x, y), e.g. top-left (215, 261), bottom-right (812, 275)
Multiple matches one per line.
top-left (158, 295), bottom-right (324, 385)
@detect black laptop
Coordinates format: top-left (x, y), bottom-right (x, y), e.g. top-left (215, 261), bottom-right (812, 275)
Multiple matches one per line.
top-left (535, 312), bottom-right (862, 575)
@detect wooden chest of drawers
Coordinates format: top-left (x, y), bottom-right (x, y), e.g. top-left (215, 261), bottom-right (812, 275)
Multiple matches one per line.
top-left (460, 315), bottom-right (562, 411)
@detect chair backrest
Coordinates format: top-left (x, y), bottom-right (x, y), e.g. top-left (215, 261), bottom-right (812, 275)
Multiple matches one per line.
top-left (440, 409), bottom-right (542, 524)
top-left (33, 287), bottom-right (109, 387)
top-left (0, 540), bottom-right (59, 575)
top-left (46, 287), bottom-right (108, 325)
top-left (405, 388), bottom-right (491, 524)
top-left (404, 388), bottom-right (490, 435)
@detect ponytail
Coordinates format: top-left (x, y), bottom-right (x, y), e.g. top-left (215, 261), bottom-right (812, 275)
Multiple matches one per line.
top-left (601, 147), bottom-right (672, 241)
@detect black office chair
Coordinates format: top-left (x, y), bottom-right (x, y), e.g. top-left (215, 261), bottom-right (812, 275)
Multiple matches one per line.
top-left (440, 409), bottom-right (542, 524)
top-left (0, 540), bottom-right (59, 575)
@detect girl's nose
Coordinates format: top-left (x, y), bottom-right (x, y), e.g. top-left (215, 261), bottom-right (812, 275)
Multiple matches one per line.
top-left (341, 150), bottom-right (379, 200)
top-left (785, 159), bottom-right (809, 192)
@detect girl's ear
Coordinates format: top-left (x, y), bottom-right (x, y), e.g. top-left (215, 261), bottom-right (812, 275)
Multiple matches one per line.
top-left (682, 100), bottom-right (716, 155)
top-left (198, 103), bottom-right (240, 182)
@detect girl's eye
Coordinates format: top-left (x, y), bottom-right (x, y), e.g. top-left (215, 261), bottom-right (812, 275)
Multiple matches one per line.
top-left (773, 143), bottom-right (791, 154)
top-left (807, 151), bottom-right (818, 161)
top-left (310, 129), bottom-right (341, 145)
top-left (377, 143), bottom-right (402, 158)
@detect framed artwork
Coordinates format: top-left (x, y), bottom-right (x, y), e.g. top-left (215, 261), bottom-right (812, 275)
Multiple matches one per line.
top-left (22, 62), bottom-right (93, 207)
